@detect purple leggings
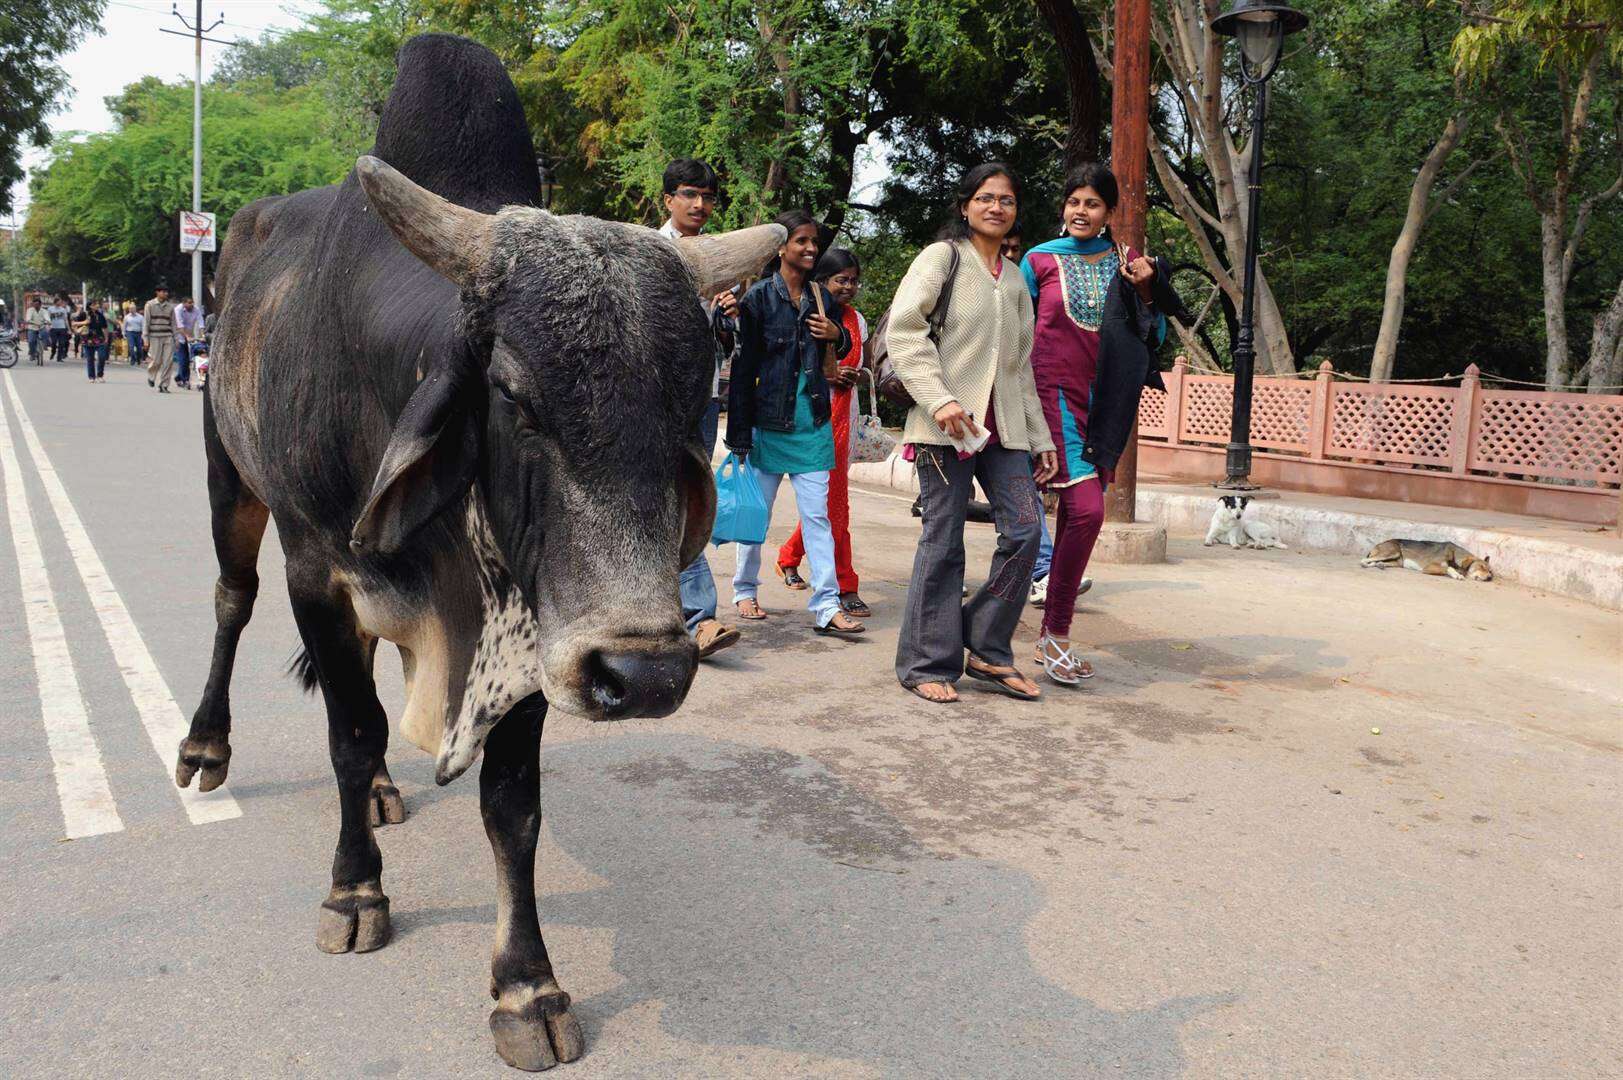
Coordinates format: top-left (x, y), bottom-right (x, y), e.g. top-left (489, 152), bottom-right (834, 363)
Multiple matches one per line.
top-left (1040, 477), bottom-right (1104, 638)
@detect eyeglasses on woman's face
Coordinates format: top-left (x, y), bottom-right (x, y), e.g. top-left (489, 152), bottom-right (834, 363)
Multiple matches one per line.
top-left (971, 193), bottom-right (1018, 209)
top-left (828, 273), bottom-right (862, 292)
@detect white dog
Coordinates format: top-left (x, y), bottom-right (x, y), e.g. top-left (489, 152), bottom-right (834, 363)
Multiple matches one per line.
top-left (1204, 495), bottom-right (1287, 549)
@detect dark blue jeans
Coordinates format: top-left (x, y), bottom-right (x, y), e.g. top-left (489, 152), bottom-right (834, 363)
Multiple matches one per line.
top-left (125, 330), bottom-right (144, 363)
top-left (85, 342), bottom-right (108, 379)
top-left (175, 341), bottom-right (191, 385)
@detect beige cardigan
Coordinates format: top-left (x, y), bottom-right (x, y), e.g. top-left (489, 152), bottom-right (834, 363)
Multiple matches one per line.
top-left (888, 240), bottom-right (1054, 453)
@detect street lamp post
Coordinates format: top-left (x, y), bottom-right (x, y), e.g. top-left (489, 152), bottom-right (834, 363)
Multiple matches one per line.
top-left (1211, 0), bottom-right (1308, 490)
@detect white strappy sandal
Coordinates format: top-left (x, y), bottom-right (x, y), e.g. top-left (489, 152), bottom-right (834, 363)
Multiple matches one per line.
top-left (1035, 635), bottom-right (1094, 686)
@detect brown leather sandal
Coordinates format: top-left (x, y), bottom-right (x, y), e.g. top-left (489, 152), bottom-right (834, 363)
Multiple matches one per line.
top-left (964, 655), bottom-right (1041, 700)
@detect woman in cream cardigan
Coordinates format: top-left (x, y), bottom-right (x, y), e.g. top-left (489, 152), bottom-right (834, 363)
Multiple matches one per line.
top-left (890, 163), bottom-right (1058, 704)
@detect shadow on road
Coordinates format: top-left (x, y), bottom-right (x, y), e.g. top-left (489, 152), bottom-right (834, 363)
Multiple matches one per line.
top-left (528, 734), bottom-right (1226, 1077)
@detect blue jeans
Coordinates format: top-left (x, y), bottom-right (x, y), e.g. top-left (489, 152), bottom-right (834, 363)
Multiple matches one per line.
top-left (85, 342), bottom-right (108, 379)
top-left (175, 340), bottom-right (191, 384)
top-left (734, 466), bottom-right (839, 627)
top-left (27, 329), bottom-right (41, 362)
top-left (1033, 512), bottom-right (1054, 581)
top-left (678, 398), bottom-right (722, 634)
top-left (125, 330), bottom-right (143, 363)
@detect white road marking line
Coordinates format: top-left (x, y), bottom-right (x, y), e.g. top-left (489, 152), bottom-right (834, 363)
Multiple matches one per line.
top-left (3, 372), bottom-right (240, 824)
top-left (0, 383), bottom-right (123, 838)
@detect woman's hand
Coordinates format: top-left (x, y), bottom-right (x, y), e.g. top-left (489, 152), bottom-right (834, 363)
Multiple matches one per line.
top-left (1122, 255), bottom-right (1156, 300)
top-left (712, 289), bottom-right (739, 319)
top-left (1033, 451), bottom-right (1058, 486)
top-left (833, 366), bottom-right (861, 389)
top-left (807, 313), bottom-right (840, 342)
top-left (932, 401), bottom-right (981, 441)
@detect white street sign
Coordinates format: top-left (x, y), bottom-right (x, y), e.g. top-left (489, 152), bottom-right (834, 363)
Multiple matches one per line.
top-left (179, 211), bottom-right (216, 253)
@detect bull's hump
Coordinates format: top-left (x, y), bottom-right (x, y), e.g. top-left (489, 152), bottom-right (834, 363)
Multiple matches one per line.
top-left (370, 34), bottom-right (540, 210)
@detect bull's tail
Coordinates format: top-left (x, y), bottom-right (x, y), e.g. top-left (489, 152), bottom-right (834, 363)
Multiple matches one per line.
top-left (287, 646), bottom-right (320, 694)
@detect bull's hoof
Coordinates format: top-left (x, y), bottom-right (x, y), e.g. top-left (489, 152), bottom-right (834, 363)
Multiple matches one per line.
top-left (316, 885), bottom-right (391, 954)
top-left (489, 989), bottom-right (585, 1071)
top-left (174, 735), bottom-right (231, 791)
top-left (368, 779), bottom-right (407, 827)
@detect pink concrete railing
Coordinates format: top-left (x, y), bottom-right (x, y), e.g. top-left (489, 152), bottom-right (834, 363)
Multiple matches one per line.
top-left (1137, 361), bottom-right (1623, 521)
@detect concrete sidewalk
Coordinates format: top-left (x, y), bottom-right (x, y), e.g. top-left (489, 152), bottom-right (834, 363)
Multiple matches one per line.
top-left (847, 453), bottom-right (1623, 611)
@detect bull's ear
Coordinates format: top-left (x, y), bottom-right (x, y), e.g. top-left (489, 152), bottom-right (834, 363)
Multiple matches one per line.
top-left (350, 362), bottom-right (481, 555)
top-left (677, 441), bottom-right (717, 568)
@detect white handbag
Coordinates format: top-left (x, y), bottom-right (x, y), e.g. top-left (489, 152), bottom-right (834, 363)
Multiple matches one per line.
top-left (848, 371), bottom-right (896, 465)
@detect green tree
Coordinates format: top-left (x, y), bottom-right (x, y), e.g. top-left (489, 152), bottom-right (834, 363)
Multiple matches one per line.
top-left (24, 78), bottom-right (354, 296)
top-left (1452, 0), bottom-right (1622, 387)
top-left (0, 1), bottom-right (106, 215)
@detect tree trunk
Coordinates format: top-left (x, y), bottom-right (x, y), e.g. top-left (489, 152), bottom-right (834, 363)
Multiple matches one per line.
top-left (1370, 112), bottom-right (1467, 382)
top-left (1539, 208), bottom-right (1570, 387)
top-left (1035, 0), bottom-right (1103, 168)
top-left (1589, 275), bottom-right (1623, 393)
top-left (758, 13), bottom-right (799, 196)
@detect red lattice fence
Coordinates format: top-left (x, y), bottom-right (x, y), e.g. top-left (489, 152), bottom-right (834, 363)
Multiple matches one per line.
top-left (1136, 361), bottom-right (1623, 525)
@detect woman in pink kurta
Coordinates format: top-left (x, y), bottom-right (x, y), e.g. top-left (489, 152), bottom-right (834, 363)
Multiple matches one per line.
top-left (1019, 163), bottom-right (1161, 686)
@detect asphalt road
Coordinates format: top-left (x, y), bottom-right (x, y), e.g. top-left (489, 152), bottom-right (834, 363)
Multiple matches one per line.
top-left (1, 359), bottom-right (1618, 1079)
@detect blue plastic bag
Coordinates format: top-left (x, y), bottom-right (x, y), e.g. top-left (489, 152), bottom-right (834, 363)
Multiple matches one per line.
top-left (710, 453), bottom-right (770, 547)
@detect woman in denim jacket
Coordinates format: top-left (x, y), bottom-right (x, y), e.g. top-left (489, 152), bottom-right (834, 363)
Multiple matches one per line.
top-left (725, 211), bottom-right (865, 636)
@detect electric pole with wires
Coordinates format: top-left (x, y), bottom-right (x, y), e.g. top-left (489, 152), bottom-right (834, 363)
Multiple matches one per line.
top-left (164, 2), bottom-right (226, 314)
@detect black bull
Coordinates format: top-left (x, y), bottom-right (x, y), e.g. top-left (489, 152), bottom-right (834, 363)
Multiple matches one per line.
top-left (171, 34), bottom-right (783, 1071)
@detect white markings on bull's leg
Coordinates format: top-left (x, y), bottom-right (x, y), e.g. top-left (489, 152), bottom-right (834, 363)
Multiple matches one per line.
top-left (0, 380), bottom-right (123, 838)
top-left (2, 372), bottom-right (241, 825)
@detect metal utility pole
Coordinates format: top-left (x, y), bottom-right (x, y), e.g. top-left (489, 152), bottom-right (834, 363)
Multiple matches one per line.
top-left (169, 3), bottom-right (223, 313)
top-left (1105, 0), bottom-right (1151, 524)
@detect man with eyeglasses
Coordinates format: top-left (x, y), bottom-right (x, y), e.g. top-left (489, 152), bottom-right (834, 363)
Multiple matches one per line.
top-left (658, 158), bottom-right (742, 659)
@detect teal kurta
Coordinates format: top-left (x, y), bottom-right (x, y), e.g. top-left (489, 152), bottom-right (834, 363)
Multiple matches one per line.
top-left (750, 370), bottom-right (835, 475)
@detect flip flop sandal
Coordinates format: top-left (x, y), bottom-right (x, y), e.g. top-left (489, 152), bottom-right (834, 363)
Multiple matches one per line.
top-left (815, 613), bottom-right (866, 636)
top-left (780, 567), bottom-right (809, 590)
top-left (839, 593), bottom-right (872, 618)
top-left (964, 656), bottom-right (1041, 701)
top-left (905, 681), bottom-right (959, 704)
top-left (735, 599), bottom-right (767, 620)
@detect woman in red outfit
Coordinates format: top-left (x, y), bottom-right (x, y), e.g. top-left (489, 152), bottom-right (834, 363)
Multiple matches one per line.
top-left (777, 248), bottom-right (871, 617)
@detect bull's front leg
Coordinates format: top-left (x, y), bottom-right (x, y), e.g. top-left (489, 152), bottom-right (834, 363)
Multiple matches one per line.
top-left (290, 593), bottom-right (393, 955)
top-left (482, 694), bottom-right (585, 1071)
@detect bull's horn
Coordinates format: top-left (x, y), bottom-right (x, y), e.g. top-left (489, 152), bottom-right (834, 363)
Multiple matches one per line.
top-left (671, 223), bottom-right (788, 296)
top-left (355, 155), bottom-right (490, 288)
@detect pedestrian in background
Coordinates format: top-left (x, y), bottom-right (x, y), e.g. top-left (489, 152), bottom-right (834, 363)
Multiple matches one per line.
top-left (122, 303), bottom-right (144, 365)
top-left (47, 295), bottom-right (70, 362)
top-left (658, 157), bottom-right (742, 659)
top-left (174, 296), bottom-right (201, 389)
top-left (775, 247), bottom-right (871, 618)
top-left (890, 162), bottom-right (1056, 704)
top-left (82, 299), bottom-right (110, 382)
top-left (143, 284), bottom-right (177, 393)
top-left (25, 298), bottom-right (48, 364)
top-left (726, 210), bottom-right (864, 636)
top-left (1020, 162), bottom-right (1168, 685)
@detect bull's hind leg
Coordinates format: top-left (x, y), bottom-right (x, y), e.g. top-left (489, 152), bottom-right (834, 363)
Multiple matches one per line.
top-left (290, 591), bottom-right (394, 954)
top-left (177, 393), bottom-right (268, 791)
top-left (482, 695), bottom-right (585, 1071)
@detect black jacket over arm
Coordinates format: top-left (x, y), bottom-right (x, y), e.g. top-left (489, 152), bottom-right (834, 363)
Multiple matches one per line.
top-left (1082, 257), bottom-right (1189, 473)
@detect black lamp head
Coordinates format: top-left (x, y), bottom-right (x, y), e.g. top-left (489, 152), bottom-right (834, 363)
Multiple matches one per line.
top-left (1212, 0), bottom-right (1309, 82)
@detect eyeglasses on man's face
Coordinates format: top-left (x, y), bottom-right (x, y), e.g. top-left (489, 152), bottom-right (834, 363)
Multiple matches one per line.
top-left (971, 193), bottom-right (1018, 209)
top-left (674, 187), bottom-right (718, 204)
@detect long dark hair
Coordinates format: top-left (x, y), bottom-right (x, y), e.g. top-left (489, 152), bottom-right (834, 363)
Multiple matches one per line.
top-left (1059, 162), bottom-right (1119, 241)
top-left (936, 162), bottom-right (1022, 242)
top-left (763, 209), bottom-right (822, 277)
top-left (813, 247), bottom-right (860, 281)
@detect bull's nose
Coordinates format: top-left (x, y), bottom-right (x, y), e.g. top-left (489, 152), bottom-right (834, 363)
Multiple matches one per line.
top-left (585, 644), bottom-right (697, 719)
